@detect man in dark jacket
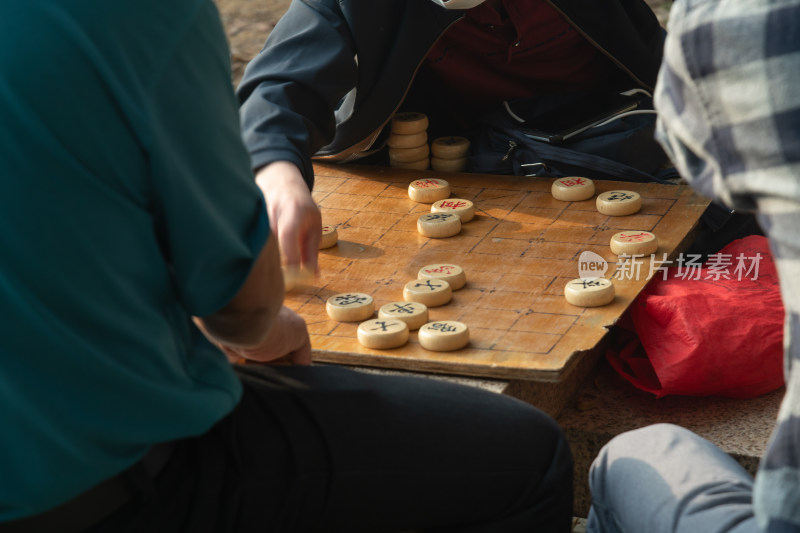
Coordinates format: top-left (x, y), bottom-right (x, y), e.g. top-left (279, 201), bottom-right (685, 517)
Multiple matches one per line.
top-left (238, 0), bottom-right (666, 272)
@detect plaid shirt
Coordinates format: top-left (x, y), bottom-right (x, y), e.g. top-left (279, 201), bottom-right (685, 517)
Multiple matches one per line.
top-left (655, 0), bottom-right (800, 531)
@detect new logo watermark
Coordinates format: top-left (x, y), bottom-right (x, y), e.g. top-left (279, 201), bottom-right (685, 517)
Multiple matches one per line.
top-left (577, 251), bottom-right (763, 281)
top-left (578, 251), bottom-right (608, 280)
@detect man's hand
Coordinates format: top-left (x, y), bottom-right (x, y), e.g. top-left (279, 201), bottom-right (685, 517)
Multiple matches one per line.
top-left (217, 306), bottom-right (312, 366)
top-left (256, 161), bottom-right (321, 274)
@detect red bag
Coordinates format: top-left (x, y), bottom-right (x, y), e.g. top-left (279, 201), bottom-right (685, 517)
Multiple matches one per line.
top-left (606, 235), bottom-right (785, 398)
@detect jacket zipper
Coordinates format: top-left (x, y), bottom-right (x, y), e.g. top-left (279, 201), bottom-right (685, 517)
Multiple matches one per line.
top-left (544, 0), bottom-right (653, 92)
top-left (501, 141), bottom-right (518, 162)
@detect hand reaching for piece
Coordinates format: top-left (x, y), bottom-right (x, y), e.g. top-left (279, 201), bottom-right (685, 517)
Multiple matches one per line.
top-left (256, 161), bottom-right (321, 274)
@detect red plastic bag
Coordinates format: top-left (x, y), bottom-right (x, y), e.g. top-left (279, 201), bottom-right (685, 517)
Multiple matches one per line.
top-left (606, 235), bottom-right (785, 398)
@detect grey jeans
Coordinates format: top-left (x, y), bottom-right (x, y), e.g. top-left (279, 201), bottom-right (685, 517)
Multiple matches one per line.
top-left (586, 423), bottom-right (758, 532)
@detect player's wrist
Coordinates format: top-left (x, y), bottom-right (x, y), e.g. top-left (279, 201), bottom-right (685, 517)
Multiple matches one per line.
top-left (255, 160), bottom-right (306, 191)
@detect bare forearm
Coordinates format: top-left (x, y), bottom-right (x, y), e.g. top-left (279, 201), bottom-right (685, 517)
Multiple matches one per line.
top-left (198, 234), bottom-right (284, 347)
top-left (256, 161), bottom-right (322, 271)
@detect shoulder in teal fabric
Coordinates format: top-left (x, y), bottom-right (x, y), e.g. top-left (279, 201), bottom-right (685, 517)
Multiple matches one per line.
top-left (0, 0), bottom-right (269, 520)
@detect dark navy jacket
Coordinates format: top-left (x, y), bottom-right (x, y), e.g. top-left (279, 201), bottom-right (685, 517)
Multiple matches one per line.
top-left (237, 0), bottom-right (665, 188)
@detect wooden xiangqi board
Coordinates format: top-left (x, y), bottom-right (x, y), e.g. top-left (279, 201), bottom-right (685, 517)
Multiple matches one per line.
top-left (284, 163), bottom-right (709, 382)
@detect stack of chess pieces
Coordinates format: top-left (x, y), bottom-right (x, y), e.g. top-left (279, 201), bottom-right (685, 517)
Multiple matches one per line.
top-left (387, 112), bottom-right (470, 173)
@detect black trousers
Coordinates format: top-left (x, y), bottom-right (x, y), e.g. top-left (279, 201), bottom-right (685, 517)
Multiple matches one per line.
top-left (89, 365), bottom-right (573, 532)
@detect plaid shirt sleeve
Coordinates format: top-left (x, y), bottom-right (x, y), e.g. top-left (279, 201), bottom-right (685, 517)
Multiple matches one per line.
top-left (655, 0), bottom-right (800, 212)
top-left (655, 1), bottom-right (800, 531)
